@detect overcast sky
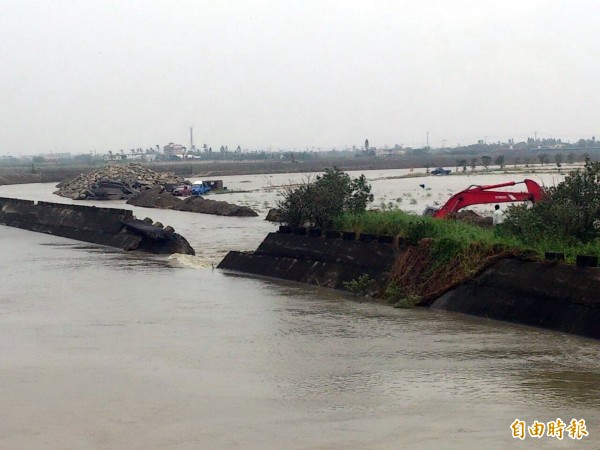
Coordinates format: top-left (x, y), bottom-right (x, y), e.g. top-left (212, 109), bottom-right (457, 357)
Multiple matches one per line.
top-left (2, 0), bottom-right (599, 155)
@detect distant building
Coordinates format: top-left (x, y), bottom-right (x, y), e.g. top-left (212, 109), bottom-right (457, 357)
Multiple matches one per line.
top-left (163, 143), bottom-right (184, 155)
top-left (164, 142), bottom-right (192, 159)
top-left (375, 147), bottom-right (406, 158)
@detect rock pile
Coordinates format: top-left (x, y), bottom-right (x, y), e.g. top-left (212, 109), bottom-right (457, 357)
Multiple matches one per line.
top-left (265, 208), bottom-right (283, 222)
top-left (54, 163), bottom-right (185, 200)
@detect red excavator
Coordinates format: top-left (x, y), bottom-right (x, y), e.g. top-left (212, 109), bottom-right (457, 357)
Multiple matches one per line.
top-left (423, 179), bottom-right (545, 218)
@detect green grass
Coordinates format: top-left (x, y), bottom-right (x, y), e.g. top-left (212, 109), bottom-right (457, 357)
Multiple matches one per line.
top-left (333, 210), bottom-right (600, 263)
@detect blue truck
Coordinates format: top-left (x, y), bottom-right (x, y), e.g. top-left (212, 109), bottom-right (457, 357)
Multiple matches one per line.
top-left (431, 167), bottom-right (451, 175)
top-left (191, 179), bottom-right (225, 196)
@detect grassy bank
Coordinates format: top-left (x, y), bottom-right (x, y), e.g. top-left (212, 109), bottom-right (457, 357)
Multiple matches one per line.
top-left (333, 210), bottom-right (599, 305)
top-left (334, 210), bottom-right (600, 263)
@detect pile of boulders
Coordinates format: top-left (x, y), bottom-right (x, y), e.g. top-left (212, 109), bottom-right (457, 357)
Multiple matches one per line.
top-left (54, 163), bottom-right (185, 200)
top-left (265, 208), bottom-right (283, 222)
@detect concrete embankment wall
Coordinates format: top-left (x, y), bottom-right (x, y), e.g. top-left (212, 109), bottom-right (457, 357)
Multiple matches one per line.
top-left (218, 232), bottom-right (398, 291)
top-left (0, 197), bottom-right (194, 254)
top-left (219, 231), bottom-right (600, 339)
top-left (431, 259), bottom-right (600, 339)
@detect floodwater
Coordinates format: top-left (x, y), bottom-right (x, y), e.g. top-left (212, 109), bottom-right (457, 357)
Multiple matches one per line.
top-left (0, 169), bottom-right (598, 449)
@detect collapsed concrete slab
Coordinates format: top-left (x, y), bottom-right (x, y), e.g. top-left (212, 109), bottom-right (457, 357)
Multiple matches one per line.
top-left (0, 197), bottom-right (194, 255)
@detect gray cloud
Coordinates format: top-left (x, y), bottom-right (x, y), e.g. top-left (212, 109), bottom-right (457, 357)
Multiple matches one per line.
top-left (1, 0), bottom-right (599, 154)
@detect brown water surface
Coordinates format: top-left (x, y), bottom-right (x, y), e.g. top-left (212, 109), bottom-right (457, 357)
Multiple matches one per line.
top-left (0, 173), bottom-right (598, 449)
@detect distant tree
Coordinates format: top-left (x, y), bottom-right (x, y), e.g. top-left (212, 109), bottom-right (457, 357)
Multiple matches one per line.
top-left (494, 155), bottom-right (505, 168)
top-left (481, 155), bottom-right (492, 169)
top-left (364, 139), bottom-right (369, 151)
top-left (514, 156), bottom-right (521, 167)
top-left (457, 159), bottom-right (467, 172)
top-left (470, 157), bottom-right (478, 170)
top-left (566, 153), bottom-right (575, 164)
top-left (554, 153), bottom-right (564, 169)
top-left (538, 153), bottom-right (550, 165)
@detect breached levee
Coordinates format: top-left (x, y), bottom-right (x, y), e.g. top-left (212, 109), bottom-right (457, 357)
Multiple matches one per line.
top-left (219, 229), bottom-right (600, 340)
top-left (0, 197), bottom-right (195, 255)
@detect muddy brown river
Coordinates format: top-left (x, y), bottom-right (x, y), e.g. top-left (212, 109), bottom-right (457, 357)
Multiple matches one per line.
top-left (0, 171), bottom-right (598, 449)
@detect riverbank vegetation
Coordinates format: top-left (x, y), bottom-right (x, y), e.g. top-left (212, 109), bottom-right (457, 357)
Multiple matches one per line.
top-left (277, 161), bottom-right (600, 264)
top-left (279, 161), bottom-right (600, 302)
top-left (276, 167), bottom-right (373, 229)
top-left (341, 160), bottom-right (599, 259)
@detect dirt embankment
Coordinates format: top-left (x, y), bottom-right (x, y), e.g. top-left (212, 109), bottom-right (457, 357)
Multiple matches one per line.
top-left (127, 187), bottom-right (258, 217)
top-left (0, 173), bottom-right (44, 185)
top-left (0, 167), bottom-right (93, 185)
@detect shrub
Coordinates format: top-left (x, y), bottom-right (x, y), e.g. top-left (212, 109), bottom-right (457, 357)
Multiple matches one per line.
top-left (277, 167), bottom-right (373, 229)
top-left (504, 159), bottom-right (600, 244)
top-left (343, 274), bottom-right (377, 296)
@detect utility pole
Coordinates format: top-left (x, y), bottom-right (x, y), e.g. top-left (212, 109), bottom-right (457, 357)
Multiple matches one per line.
top-left (534, 131), bottom-right (538, 141)
top-left (442, 139), bottom-right (446, 149)
top-left (426, 131), bottom-right (429, 148)
top-left (190, 127), bottom-right (194, 151)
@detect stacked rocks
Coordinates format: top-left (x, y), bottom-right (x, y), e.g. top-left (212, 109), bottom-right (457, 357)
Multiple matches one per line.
top-left (54, 163), bottom-right (185, 200)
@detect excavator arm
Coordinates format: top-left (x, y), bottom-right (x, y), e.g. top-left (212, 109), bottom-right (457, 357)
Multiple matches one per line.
top-left (431, 179), bottom-right (545, 218)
